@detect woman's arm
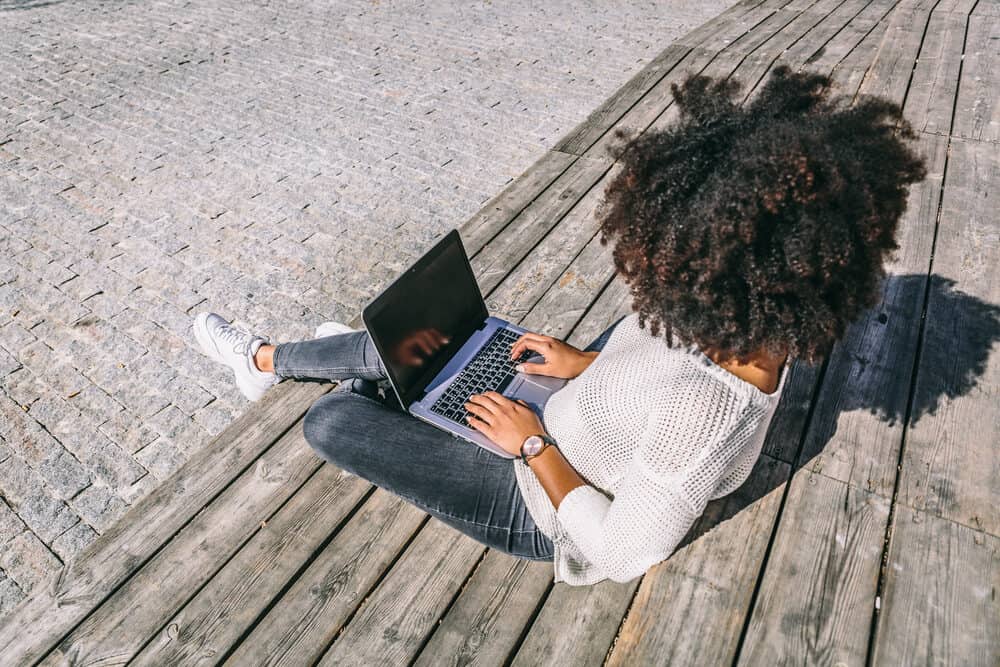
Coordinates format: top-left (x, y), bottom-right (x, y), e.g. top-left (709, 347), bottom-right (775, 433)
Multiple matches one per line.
top-left (524, 443), bottom-right (586, 509)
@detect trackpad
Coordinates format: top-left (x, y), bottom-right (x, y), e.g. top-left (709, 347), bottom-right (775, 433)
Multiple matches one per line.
top-left (512, 378), bottom-right (561, 416)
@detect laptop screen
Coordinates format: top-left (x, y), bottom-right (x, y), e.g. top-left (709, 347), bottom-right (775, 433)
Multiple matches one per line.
top-left (363, 230), bottom-right (488, 407)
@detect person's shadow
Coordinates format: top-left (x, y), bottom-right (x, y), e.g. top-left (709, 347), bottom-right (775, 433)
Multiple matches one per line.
top-left (678, 272), bottom-right (1000, 548)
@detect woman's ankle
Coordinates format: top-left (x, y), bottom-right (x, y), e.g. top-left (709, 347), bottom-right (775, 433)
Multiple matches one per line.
top-left (254, 344), bottom-right (276, 373)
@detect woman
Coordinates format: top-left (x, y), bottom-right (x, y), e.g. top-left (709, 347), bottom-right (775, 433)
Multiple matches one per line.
top-left (193, 67), bottom-right (926, 585)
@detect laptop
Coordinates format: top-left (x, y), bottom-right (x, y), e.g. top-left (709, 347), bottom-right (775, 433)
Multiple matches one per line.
top-left (362, 229), bottom-right (567, 458)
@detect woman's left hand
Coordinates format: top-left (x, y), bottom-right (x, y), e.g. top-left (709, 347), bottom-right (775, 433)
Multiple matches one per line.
top-left (465, 391), bottom-right (546, 457)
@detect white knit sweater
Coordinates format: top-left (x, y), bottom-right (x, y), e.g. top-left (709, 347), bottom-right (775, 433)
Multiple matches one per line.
top-left (513, 313), bottom-right (789, 585)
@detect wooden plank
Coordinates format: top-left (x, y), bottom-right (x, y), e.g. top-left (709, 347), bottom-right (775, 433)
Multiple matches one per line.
top-left (553, 44), bottom-right (692, 156)
top-left (856, 6), bottom-right (934, 105)
top-left (952, 10), bottom-right (1000, 143)
top-left (680, 0), bottom-right (798, 53)
top-left (795, 133), bottom-right (946, 495)
top-left (872, 506), bottom-right (1000, 665)
top-left (898, 139), bottom-right (1000, 535)
top-left (606, 456), bottom-right (790, 666)
top-left (471, 156), bottom-right (609, 296)
top-left (315, 520), bottom-right (485, 666)
top-left (774, 0), bottom-right (879, 72)
top-left (510, 579), bottom-right (638, 667)
top-left (38, 422), bottom-right (324, 666)
top-left (0, 378), bottom-right (330, 665)
top-left (459, 150), bottom-right (577, 258)
top-left (797, 0), bottom-right (901, 76)
top-left (411, 553), bottom-right (552, 667)
top-left (825, 1), bottom-right (899, 97)
top-left (564, 275), bottom-right (632, 350)
top-left (517, 227), bottom-right (617, 342)
top-left (486, 165), bottom-right (620, 324)
top-left (730, 3), bottom-right (856, 94)
top-left (222, 490), bottom-right (427, 666)
top-left (130, 464), bottom-right (371, 666)
top-left (737, 473), bottom-right (891, 665)
top-left (902, 9), bottom-right (969, 135)
top-left (555, 0), bottom-right (802, 158)
top-left (673, 0), bottom-right (775, 48)
top-left (581, 0), bottom-right (804, 161)
top-left (583, 47), bottom-right (717, 160)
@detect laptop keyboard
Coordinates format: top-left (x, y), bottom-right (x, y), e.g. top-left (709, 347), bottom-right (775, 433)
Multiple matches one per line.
top-left (429, 327), bottom-right (528, 425)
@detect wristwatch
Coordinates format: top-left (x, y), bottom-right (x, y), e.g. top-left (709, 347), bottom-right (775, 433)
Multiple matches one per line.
top-left (520, 434), bottom-right (557, 463)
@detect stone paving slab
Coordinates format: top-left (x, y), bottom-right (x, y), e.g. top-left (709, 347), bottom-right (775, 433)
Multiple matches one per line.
top-left (0, 0), bottom-right (735, 617)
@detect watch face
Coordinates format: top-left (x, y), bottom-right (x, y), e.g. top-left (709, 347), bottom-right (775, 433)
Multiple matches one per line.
top-left (522, 435), bottom-right (544, 456)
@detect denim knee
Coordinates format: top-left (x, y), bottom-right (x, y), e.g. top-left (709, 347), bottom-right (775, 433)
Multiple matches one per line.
top-left (302, 391), bottom-right (356, 464)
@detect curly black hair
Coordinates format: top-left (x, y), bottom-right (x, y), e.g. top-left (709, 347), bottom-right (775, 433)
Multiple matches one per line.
top-left (598, 65), bottom-right (928, 364)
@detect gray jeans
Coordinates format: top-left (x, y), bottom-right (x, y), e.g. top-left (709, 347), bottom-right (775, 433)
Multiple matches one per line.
top-left (274, 320), bottom-right (621, 561)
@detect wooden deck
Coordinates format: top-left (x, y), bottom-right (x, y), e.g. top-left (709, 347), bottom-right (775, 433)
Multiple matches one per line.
top-left (3, 0), bottom-right (998, 664)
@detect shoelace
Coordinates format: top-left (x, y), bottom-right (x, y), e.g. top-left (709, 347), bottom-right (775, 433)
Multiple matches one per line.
top-left (214, 322), bottom-right (254, 356)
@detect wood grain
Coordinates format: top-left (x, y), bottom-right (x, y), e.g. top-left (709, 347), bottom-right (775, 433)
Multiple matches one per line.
top-left (315, 521), bottom-right (485, 666)
top-left (485, 166), bottom-right (616, 323)
top-left (38, 422), bottom-right (324, 666)
top-left (898, 138), bottom-right (1000, 535)
top-left (460, 150), bottom-right (577, 258)
top-left (131, 464), bottom-right (371, 666)
top-left (952, 6), bottom-right (1000, 142)
top-left (796, 133), bottom-right (946, 494)
top-left (510, 578), bottom-right (639, 667)
top-left (471, 156), bottom-right (609, 296)
top-left (607, 456), bottom-right (791, 666)
top-left (872, 506), bottom-right (1000, 666)
top-left (223, 490), bottom-right (427, 667)
top-left (737, 472), bottom-right (891, 665)
top-left (412, 553), bottom-right (552, 667)
top-left (902, 9), bottom-right (970, 135)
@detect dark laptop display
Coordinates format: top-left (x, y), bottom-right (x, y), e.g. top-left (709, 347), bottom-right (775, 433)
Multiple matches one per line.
top-left (363, 231), bottom-right (487, 406)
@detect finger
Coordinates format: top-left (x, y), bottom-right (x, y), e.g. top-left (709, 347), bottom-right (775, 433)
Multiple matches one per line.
top-left (429, 328), bottom-right (450, 347)
top-left (516, 361), bottom-right (550, 375)
top-left (510, 333), bottom-right (549, 359)
top-left (465, 414), bottom-right (493, 435)
top-left (467, 393), bottom-right (502, 415)
top-left (401, 348), bottom-right (423, 366)
top-left (481, 391), bottom-right (513, 409)
top-left (415, 331), bottom-right (438, 355)
top-left (464, 401), bottom-right (495, 423)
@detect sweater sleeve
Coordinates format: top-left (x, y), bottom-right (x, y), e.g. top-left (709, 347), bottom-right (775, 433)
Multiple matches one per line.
top-left (554, 377), bottom-right (750, 583)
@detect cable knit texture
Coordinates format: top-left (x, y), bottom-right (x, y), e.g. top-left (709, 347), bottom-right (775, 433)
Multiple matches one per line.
top-left (514, 313), bottom-right (789, 585)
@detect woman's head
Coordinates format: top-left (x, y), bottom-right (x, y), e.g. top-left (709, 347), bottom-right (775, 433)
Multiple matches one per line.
top-left (599, 66), bottom-right (927, 364)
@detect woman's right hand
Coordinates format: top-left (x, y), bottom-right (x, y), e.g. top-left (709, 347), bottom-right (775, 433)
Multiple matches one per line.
top-left (510, 333), bottom-right (598, 380)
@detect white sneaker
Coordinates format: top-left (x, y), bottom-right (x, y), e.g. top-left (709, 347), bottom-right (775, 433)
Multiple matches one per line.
top-left (314, 321), bottom-right (357, 338)
top-left (193, 312), bottom-right (278, 402)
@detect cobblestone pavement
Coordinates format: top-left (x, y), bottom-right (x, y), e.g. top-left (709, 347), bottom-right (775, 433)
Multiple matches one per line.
top-left (0, 0), bottom-right (734, 615)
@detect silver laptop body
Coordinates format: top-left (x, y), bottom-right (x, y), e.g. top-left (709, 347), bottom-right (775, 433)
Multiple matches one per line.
top-left (362, 230), bottom-right (566, 458)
